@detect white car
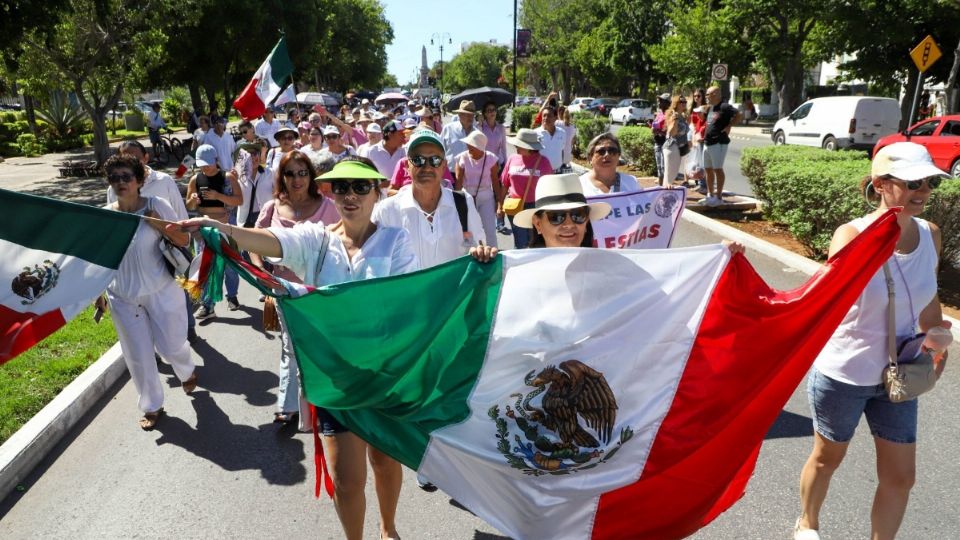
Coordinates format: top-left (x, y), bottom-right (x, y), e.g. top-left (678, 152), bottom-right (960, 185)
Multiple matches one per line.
top-left (567, 97), bottom-right (594, 114)
top-left (772, 96), bottom-right (900, 151)
top-left (609, 99), bottom-right (655, 125)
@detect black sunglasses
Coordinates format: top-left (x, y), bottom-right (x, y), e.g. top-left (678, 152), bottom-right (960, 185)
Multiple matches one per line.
top-left (107, 172), bottom-right (136, 183)
top-left (324, 133), bottom-right (340, 139)
top-left (542, 208), bottom-right (589, 225)
top-left (410, 154), bottom-right (443, 168)
top-left (282, 169), bottom-right (311, 178)
top-left (279, 135), bottom-right (297, 141)
top-left (884, 176), bottom-right (942, 191)
top-left (330, 180), bottom-right (376, 195)
top-left (594, 147), bottom-right (620, 157)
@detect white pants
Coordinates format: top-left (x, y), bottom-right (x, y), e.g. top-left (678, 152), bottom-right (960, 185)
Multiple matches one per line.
top-left (662, 143), bottom-right (683, 187)
top-left (473, 189), bottom-right (498, 248)
top-left (109, 280), bottom-right (195, 413)
top-left (277, 306), bottom-right (309, 429)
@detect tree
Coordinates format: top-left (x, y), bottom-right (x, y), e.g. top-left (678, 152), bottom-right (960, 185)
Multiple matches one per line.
top-left (18, 0), bottom-right (174, 165)
top-left (520, 0), bottom-right (596, 102)
top-left (305, 0), bottom-right (394, 93)
top-left (443, 43), bottom-right (510, 93)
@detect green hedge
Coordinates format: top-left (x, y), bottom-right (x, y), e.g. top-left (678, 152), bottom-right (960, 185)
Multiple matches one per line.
top-left (740, 145), bottom-right (960, 266)
top-left (616, 126), bottom-right (656, 176)
top-left (16, 133), bottom-right (45, 157)
top-left (572, 115), bottom-right (609, 159)
top-left (511, 105), bottom-right (538, 132)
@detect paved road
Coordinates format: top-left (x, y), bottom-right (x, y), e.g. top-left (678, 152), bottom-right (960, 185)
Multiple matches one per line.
top-left (2, 217), bottom-right (958, 539)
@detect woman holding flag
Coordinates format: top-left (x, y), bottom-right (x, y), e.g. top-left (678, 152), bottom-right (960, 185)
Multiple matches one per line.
top-left (100, 154), bottom-right (198, 430)
top-left (174, 157), bottom-right (415, 540)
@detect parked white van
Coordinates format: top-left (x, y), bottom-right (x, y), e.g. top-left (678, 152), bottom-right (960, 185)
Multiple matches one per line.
top-left (771, 96), bottom-right (900, 151)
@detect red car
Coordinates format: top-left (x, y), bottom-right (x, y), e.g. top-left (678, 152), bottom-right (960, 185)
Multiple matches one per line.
top-left (873, 115), bottom-right (960, 177)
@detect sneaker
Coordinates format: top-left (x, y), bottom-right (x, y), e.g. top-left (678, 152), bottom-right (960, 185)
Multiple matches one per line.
top-left (227, 296), bottom-right (241, 311)
top-left (187, 327), bottom-right (199, 343)
top-left (696, 186), bottom-right (708, 195)
top-left (707, 196), bottom-right (723, 207)
top-left (194, 305), bottom-right (216, 320)
top-left (794, 518), bottom-right (820, 540)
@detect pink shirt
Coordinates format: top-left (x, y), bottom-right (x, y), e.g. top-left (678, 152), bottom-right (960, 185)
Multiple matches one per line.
top-left (479, 121), bottom-right (507, 164)
top-left (456, 150), bottom-right (498, 196)
top-left (500, 153), bottom-right (551, 203)
top-left (255, 197), bottom-right (341, 283)
top-left (390, 157), bottom-right (454, 190)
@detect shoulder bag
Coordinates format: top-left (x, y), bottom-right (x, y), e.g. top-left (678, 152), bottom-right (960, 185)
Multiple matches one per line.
top-left (150, 198), bottom-right (193, 278)
top-left (881, 263), bottom-right (938, 403)
top-left (502, 156), bottom-right (540, 216)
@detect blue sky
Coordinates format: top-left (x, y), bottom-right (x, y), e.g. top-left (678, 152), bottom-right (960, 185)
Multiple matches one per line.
top-left (381, 0), bottom-right (516, 85)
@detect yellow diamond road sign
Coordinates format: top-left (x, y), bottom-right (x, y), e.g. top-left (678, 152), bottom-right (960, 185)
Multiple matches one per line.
top-left (910, 35), bottom-right (942, 73)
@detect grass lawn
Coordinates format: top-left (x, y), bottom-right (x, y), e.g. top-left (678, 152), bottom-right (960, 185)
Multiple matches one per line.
top-left (0, 306), bottom-right (117, 445)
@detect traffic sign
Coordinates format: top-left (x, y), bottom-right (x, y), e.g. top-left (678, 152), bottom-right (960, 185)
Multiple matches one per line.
top-left (712, 64), bottom-right (728, 81)
top-left (910, 35), bottom-right (942, 73)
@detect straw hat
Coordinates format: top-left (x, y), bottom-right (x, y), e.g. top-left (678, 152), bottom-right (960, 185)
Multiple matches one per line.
top-left (461, 130), bottom-right (487, 151)
top-left (513, 173), bottom-right (611, 228)
top-left (507, 128), bottom-right (543, 151)
top-left (452, 100), bottom-right (477, 115)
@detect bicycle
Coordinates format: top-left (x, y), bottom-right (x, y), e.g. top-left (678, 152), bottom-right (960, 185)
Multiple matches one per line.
top-left (151, 130), bottom-right (186, 167)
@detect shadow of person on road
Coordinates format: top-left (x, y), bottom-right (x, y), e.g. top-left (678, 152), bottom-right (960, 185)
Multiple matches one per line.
top-left (168, 339), bottom-right (277, 407)
top-left (153, 391), bottom-right (306, 486)
top-left (764, 409), bottom-right (814, 440)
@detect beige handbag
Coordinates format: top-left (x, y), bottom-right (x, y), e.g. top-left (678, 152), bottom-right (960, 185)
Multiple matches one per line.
top-left (881, 263), bottom-right (938, 403)
top-left (502, 156), bottom-right (540, 216)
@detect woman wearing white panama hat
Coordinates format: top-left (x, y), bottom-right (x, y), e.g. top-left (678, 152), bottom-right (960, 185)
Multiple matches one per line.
top-left (513, 173), bottom-right (611, 248)
top-left (500, 128), bottom-right (554, 248)
top-left (455, 130), bottom-right (502, 247)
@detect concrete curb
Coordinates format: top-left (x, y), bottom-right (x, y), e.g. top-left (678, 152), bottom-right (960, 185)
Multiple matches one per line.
top-left (0, 343), bottom-right (126, 498)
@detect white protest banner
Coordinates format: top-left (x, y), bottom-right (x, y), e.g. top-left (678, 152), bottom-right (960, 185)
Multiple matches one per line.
top-left (588, 187), bottom-right (686, 249)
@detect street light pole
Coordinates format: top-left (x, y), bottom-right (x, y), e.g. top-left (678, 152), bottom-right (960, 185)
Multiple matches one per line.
top-left (431, 32), bottom-right (452, 99)
top-left (513, 0), bottom-right (518, 108)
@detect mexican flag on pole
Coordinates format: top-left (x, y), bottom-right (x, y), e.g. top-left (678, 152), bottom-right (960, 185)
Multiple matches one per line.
top-left (0, 190), bottom-right (139, 365)
top-left (200, 211), bottom-right (898, 539)
top-left (233, 37), bottom-right (296, 120)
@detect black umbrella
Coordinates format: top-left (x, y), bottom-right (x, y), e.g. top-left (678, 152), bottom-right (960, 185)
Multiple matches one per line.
top-left (443, 87), bottom-right (514, 112)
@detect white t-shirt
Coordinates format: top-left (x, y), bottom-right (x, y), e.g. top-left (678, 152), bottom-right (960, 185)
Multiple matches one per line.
top-left (255, 118), bottom-right (281, 147)
top-left (203, 130), bottom-right (237, 171)
top-left (107, 197), bottom-right (180, 299)
top-left (372, 187), bottom-right (486, 269)
top-left (107, 168), bottom-right (187, 220)
top-left (235, 153), bottom-right (276, 226)
top-left (536, 125), bottom-right (568, 170)
top-left (270, 223), bottom-right (419, 287)
top-left (578, 172), bottom-right (641, 196)
top-left (814, 217), bottom-right (939, 385)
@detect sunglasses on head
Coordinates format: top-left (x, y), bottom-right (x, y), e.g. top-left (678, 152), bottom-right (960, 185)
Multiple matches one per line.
top-left (884, 176), bottom-right (942, 191)
top-left (330, 179), bottom-right (376, 195)
top-left (107, 172), bottom-right (136, 183)
top-left (542, 207), bottom-right (590, 225)
top-left (410, 154), bottom-right (443, 168)
top-left (282, 169), bottom-right (311, 178)
top-left (594, 146), bottom-right (620, 157)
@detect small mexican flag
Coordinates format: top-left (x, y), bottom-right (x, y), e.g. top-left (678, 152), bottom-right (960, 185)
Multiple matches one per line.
top-left (233, 37), bottom-right (296, 120)
top-left (0, 190), bottom-right (139, 365)
top-left (259, 210), bottom-right (898, 539)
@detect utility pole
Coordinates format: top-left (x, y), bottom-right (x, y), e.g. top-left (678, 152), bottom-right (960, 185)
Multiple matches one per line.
top-left (431, 33), bottom-right (452, 98)
top-left (513, 0), bottom-right (518, 107)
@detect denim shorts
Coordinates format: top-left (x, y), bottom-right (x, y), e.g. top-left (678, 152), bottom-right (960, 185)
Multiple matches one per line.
top-left (807, 368), bottom-right (918, 444)
top-left (703, 143), bottom-right (729, 169)
top-left (316, 407), bottom-right (349, 436)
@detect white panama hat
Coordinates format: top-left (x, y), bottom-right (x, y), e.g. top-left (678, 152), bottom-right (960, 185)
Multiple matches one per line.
top-left (513, 173), bottom-right (611, 228)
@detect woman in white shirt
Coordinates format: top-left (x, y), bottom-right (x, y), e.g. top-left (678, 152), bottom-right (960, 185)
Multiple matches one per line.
top-left (177, 157), bottom-right (415, 540)
top-left (579, 133), bottom-right (640, 196)
top-left (99, 154), bottom-right (197, 431)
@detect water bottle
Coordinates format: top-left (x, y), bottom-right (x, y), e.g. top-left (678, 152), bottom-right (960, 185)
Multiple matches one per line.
top-left (923, 326), bottom-right (952, 354)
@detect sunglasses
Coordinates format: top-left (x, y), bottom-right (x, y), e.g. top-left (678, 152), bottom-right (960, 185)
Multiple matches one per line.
top-left (330, 180), bottom-right (376, 195)
top-left (279, 135), bottom-right (297, 141)
top-left (410, 154), bottom-right (443, 168)
top-left (324, 133), bottom-right (339, 140)
top-left (678, 100), bottom-right (687, 104)
top-left (240, 130), bottom-right (251, 135)
top-left (107, 172), bottom-right (136, 183)
top-left (282, 169), bottom-right (311, 179)
top-left (542, 208), bottom-right (590, 225)
top-left (594, 147), bottom-right (620, 157)
top-left (885, 176), bottom-right (942, 190)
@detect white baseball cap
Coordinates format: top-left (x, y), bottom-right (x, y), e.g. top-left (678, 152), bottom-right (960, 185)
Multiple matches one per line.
top-left (872, 142), bottom-right (948, 181)
top-left (365, 123), bottom-right (382, 134)
top-left (322, 124), bottom-right (340, 136)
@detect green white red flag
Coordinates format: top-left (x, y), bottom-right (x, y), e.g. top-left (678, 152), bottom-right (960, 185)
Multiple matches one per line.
top-left (233, 37), bottom-right (296, 120)
top-left (0, 190), bottom-right (139, 365)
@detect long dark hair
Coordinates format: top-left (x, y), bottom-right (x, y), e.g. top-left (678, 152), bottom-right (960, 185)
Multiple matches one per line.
top-left (273, 150), bottom-right (320, 200)
top-left (528, 216), bottom-right (595, 248)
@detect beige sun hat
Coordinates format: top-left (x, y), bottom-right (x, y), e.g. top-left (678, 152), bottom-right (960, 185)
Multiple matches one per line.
top-left (872, 142), bottom-right (948, 181)
top-left (507, 128), bottom-right (543, 151)
top-left (452, 100), bottom-right (477, 115)
top-left (461, 130), bottom-right (488, 151)
top-left (513, 173), bottom-right (611, 228)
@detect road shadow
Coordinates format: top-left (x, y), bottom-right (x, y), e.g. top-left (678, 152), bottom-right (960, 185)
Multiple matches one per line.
top-left (764, 409), bottom-right (814, 440)
top-left (153, 390), bottom-right (306, 486)
top-left (22, 175), bottom-right (108, 206)
top-left (180, 338), bottom-right (277, 407)
top-left (473, 533), bottom-right (513, 540)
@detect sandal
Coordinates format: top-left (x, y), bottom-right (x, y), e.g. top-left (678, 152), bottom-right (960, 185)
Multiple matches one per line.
top-left (182, 372), bottom-right (199, 394)
top-left (139, 409), bottom-right (163, 431)
top-left (274, 412), bottom-right (298, 424)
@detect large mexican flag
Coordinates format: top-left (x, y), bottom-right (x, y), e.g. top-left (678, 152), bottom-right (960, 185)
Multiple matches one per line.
top-left (261, 211), bottom-right (898, 539)
top-left (0, 189), bottom-right (139, 364)
top-left (233, 37), bottom-right (296, 120)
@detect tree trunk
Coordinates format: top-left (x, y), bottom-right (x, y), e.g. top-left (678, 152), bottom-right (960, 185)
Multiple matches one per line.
top-left (90, 114), bottom-right (111, 165)
top-left (73, 80), bottom-right (123, 166)
top-left (945, 36), bottom-right (960, 115)
top-left (188, 83), bottom-right (203, 114)
top-left (204, 86), bottom-right (218, 117)
top-left (777, 56), bottom-right (805, 118)
top-left (22, 94), bottom-right (39, 136)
